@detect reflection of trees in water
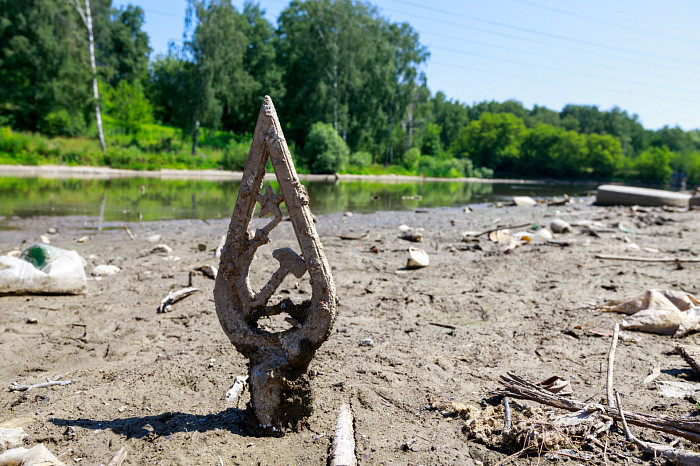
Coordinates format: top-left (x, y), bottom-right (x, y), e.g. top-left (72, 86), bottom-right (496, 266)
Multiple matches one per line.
top-left (0, 177), bottom-right (587, 221)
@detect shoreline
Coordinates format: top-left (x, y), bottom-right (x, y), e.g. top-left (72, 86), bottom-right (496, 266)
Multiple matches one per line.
top-left (0, 163), bottom-right (557, 184)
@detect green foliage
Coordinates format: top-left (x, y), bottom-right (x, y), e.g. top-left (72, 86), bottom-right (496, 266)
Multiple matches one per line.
top-left (301, 122), bottom-right (349, 174)
top-left (105, 80), bottom-right (153, 134)
top-left (403, 147), bottom-right (421, 170)
top-left (634, 147), bottom-right (673, 184)
top-left (220, 138), bottom-right (250, 171)
top-left (348, 151), bottom-right (372, 168)
top-left (586, 134), bottom-right (623, 179)
top-left (450, 113), bottom-right (526, 172)
top-left (42, 110), bottom-right (86, 137)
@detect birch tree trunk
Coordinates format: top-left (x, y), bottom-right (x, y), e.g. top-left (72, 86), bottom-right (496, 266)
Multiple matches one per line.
top-left (72, 0), bottom-right (106, 152)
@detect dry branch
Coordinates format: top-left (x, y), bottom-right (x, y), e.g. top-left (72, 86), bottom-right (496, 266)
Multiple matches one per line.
top-left (107, 448), bottom-right (127, 466)
top-left (499, 372), bottom-right (700, 443)
top-left (606, 323), bottom-right (620, 408)
top-left (330, 403), bottom-right (356, 466)
top-left (595, 254), bottom-right (700, 263)
top-left (676, 345), bottom-right (700, 377)
top-left (10, 372), bottom-right (73, 391)
top-left (615, 392), bottom-right (700, 465)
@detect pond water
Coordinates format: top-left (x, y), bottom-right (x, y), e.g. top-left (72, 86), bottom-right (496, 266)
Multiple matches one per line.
top-left (0, 176), bottom-right (594, 222)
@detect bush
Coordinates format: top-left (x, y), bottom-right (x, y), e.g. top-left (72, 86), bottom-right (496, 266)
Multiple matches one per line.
top-left (348, 151), bottom-right (372, 168)
top-left (42, 110), bottom-right (86, 137)
top-left (106, 80), bottom-right (153, 134)
top-left (634, 147), bottom-right (673, 184)
top-left (402, 147), bottom-right (420, 170)
top-left (220, 138), bottom-right (250, 171)
top-left (301, 122), bottom-right (349, 174)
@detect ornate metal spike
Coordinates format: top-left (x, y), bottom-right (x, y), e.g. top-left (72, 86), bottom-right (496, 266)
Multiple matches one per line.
top-left (214, 96), bottom-right (337, 436)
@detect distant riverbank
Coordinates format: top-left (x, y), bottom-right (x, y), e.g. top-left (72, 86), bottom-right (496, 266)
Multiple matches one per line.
top-left (0, 164), bottom-right (548, 184)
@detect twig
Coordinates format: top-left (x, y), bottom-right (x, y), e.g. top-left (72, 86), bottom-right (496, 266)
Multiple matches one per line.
top-left (503, 397), bottom-right (512, 431)
top-left (675, 345), bottom-right (700, 377)
top-left (499, 373), bottom-right (700, 443)
top-left (107, 448), bottom-right (127, 466)
top-left (217, 455), bottom-right (224, 466)
top-left (10, 372), bottom-right (74, 392)
top-left (157, 287), bottom-right (200, 313)
top-left (615, 391), bottom-right (700, 465)
top-left (123, 226), bottom-right (135, 240)
top-left (474, 223), bottom-right (531, 237)
top-left (330, 403), bottom-right (356, 466)
top-left (429, 322), bottom-right (456, 330)
top-left (606, 324), bottom-right (620, 409)
top-left (595, 254), bottom-right (700, 263)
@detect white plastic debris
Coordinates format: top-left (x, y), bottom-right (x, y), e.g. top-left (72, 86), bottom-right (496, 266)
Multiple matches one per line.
top-left (513, 196), bottom-right (537, 207)
top-left (92, 264), bottom-right (120, 277)
top-left (0, 426), bottom-right (27, 450)
top-left (406, 247), bottom-right (429, 269)
top-left (550, 219), bottom-right (572, 233)
top-left (225, 376), bottom-right (249, 404)
top-left (0, 444), bottom-right (66, 465)
top-left (0, 249), bottom-right (87, 295)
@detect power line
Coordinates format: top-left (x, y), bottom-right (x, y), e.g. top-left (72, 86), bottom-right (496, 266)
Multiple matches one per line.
top-left (379, 5), bottom-right (700, 75)
top-left (421, 30), bottom-right (699, 86)
top-left (431, 44), bottom-right (700, 96)
top-left (386, 0), bottom-right (700, 69)
top-left (430, 60), bottom-right (700, 106)
top-left (504, 0), bottom-right (700, 46)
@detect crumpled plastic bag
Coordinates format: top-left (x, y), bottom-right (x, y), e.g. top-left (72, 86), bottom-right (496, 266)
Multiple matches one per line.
top-left (602, 290), bottom-right (700, 337)
top-left (0, 244), bottom-right (87, 295)
top-left (0, 444), bottom-right (66, 465)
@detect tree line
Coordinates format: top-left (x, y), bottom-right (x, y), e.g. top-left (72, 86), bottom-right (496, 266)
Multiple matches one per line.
top-left (1, 0), bottom-right (699, 183)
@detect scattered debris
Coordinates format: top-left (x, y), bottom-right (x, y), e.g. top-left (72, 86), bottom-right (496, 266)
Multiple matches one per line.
top-left (656, 381), bottom-right (700, 398)
top-left (157, 287), bottom-right (200, 313)
top-left (195, 264), bottom-right (217, 280)
top-left (0, 444), bottom-right (66, 465)
top-left (225, 375), bottom-right (249, 406)
top-left (538, 376), bottom-right (573, 395)
top-left (0, 244), bottom-right (87, 295)
top-left (602, 289), bottom-right (700, 336)
top-left (336, 232), bottom-right (369, 240)
top-left (399, 231), bottom-right (422, 243)
top-left (675, 344), bottom-right (700, 376)
top-left (595, 254), bottom-right (700, 263)
top-left (642, 364), bottom-right (661, 386)
top-left (146, 234), bottom-right (161, 243)
top-left (107, 448), bottom-right (127, 466)
top-left (406, 247), bottom-right (429, 269)
top-left (148, 244), bottom-right (173, 255)
top-left (9, 372), bottom-right (73, 392)
top-left (0, 426), bottom-right (27, 450)
top-left (513, 196), bottom-right (537, 207)
top-left (550, 219), bottom-right (571, 233)
top-left (330, 404), bottom-right (356, 466)
top-left (92, 264), bottom-right (120, 276)
top-left (359, 338), bottom-right (375, 347)
top-left (75, 236), bottom-right (89, 243)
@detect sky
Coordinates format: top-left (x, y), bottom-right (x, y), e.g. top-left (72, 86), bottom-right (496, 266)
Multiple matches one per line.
top-left (113, 0), bottom-right (700, 131)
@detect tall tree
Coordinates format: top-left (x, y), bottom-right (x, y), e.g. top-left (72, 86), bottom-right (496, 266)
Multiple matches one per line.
top-left (184, 0), bottom-right (247, 155)
top-left (0, 0), bottom-right (90, 133)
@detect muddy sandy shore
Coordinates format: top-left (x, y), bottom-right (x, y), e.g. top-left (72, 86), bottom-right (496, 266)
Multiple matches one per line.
top-left (1, 198), bottom-right (700, 465)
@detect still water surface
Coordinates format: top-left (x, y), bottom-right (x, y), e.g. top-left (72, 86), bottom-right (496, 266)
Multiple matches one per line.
top-left (0, 176), bottom-right (593, 222)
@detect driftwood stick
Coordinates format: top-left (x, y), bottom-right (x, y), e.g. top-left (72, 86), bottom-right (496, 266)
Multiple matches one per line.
top-left (503, 397), bottom-right (512, 430)
top-left (499, 373), bottom-right (700, 443)
top-left (595, 254), bottom-right (700, 263)
top-left (606, 323), bottom-right (620, 408)
top-left (10, 377), bottom-right (73, 392)
top-left (675, 345), bottom-right (700, 377)
top-left (474, 223), bottom-right (531, 237)
top-left (615, 391), bottom-right (700, 465)
top-left (330, 403), bottom-right (356, 466)
top-left (107, 447), bottom-right (127, 466)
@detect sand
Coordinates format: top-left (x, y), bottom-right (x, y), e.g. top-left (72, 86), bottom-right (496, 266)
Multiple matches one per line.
top-left (1, 198), bottom-right (700, 464)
